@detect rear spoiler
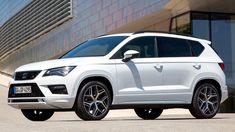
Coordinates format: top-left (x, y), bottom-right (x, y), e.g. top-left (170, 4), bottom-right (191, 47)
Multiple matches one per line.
top-left (201, 40), bottom-right (211, 45)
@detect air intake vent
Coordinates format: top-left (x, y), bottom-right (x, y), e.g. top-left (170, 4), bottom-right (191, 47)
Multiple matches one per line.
top-left (8, 83), bottom-right (45, 98)
top-left (0, 0), bottom-right (72, 60)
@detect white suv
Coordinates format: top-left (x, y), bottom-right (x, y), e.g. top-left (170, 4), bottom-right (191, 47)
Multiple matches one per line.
top-left (8, 32), bottom-right (228, 121)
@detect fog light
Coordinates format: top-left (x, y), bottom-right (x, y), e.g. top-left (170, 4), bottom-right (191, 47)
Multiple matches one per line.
top-left (48, 85), bottom-right (68, 94)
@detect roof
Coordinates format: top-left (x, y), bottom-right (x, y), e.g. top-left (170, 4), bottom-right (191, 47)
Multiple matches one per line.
top-left (99, 31), bottom-right (211, 44)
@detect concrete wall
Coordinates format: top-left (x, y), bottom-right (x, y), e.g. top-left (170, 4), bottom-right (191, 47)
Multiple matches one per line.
top-left (0, 0), bottom-right (171, 75)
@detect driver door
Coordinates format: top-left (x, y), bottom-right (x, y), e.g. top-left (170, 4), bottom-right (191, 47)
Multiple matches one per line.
top-left (111, 36), bottom-right (164, 104)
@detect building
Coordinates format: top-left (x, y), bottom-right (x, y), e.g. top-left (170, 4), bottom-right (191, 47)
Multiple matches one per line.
top-left (0, 0), bottom-right (234, 111)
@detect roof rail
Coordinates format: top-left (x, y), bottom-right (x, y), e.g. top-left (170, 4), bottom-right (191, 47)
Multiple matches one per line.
top-left (133, 30), bottom-right (197, 38)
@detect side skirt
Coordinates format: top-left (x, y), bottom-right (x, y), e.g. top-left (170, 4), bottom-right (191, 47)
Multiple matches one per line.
top-left (110, 104), bottom-right (191, 109)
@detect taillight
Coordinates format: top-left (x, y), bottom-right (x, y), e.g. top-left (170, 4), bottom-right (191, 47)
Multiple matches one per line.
top-left (218, 63), bottom-right (225, 71)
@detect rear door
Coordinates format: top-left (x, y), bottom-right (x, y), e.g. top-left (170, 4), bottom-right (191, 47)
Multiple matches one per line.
top-left (156, 37), bottom-right (201, 103)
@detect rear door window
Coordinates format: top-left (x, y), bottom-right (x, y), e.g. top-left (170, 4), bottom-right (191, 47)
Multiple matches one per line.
top-left (157, 37), bottom-right (192, 57)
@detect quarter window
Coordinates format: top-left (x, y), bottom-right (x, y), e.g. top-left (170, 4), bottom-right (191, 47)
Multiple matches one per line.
top-left (189, 40), bottom-right (205, 56)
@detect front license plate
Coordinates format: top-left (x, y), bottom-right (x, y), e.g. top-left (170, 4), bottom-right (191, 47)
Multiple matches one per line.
top-left (14, 86), bottom-right (32, 94)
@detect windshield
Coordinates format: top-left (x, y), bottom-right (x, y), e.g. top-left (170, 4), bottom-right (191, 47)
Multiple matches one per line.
top-left (61, 36), bottom-right (128, 58)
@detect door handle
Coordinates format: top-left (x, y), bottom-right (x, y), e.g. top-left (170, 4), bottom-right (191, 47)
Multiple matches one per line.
top-left (154, 64), bottom-right (163, 71)
top-left (193, 64), bottom-right (201, 69)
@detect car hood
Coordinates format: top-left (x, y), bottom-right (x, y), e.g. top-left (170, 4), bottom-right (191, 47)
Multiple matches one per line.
top-left (15, 57), bottom-right (106, 72)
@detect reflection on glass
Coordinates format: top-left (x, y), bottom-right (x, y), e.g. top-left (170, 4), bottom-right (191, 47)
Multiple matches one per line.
top-left (176, 13), bottom-right (191, 34)
top-left (171, 18), bottom-right (177, 33)
top-left (211, 14), bottom-right (233, 79)
top-left (192, 13), bottom-right (210, 40)
top-left (170, 13), bottom-right (191, 34)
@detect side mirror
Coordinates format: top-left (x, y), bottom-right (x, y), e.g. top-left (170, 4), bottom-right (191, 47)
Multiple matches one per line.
top-left (122, 50), bottom-right (140, 62)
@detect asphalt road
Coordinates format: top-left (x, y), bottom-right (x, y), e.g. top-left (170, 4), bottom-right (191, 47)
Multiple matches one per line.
top-left (1, 85), bottom-right (235, 132)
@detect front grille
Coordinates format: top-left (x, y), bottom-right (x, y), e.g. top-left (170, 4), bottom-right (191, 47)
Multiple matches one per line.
top-left (8, 83), bottom-right (45, 98)
top-left (15, 71), bottom-right (41, 80)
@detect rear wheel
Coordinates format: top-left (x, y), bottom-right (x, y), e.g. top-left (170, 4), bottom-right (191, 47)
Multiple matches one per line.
top-left (75, 81), bottom-right (111, 120)
top-left (190, 83), bottom-right (220, 119)
top-left (21, 109), bottom-right (54, 121)
top-left (134, 108), bottom-right (163, 120)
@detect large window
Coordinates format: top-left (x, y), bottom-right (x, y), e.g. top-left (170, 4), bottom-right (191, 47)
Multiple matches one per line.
top-left (211, 14), bottom-right (233, 77)
top-left (192, 13), bottom-right (210, 40)
top-left (171, 13), bottom-right (191, 34)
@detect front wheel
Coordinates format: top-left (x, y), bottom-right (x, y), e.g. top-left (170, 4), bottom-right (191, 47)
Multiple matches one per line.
top-left (134, 108), bottom-right (163, 120)
top-left (21, 109), bottom-right (54, 121)
top-left (75, 81), bottom-right (111, 120)
top-left (190, 83), bottom-right (220, 119)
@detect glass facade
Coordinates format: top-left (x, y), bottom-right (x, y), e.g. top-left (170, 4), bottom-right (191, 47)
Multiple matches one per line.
top-left (210, 14), bottom-right (233, 79)
top-left (171, 12), bottom-right (235, 112)
top-left (191, 13), bottom-right (210, 40)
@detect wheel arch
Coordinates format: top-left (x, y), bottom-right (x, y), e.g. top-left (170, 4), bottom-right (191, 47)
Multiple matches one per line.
top-left (73, 75), bottom-right (114, 108)
top-left (192, 78), bottom-right (222, 103)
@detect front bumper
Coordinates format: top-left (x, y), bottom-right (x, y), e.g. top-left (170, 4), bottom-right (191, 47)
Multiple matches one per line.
top-left (8, 96), bottom-right (75, 109)
top-left (8, 73), bottom-right (78, 109)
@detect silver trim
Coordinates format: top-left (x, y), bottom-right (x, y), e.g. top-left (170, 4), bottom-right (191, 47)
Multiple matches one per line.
top-left (83, 85), bottom-right (109, 117)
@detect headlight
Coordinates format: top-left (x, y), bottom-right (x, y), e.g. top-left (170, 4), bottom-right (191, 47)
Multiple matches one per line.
top-left (43, 66), bottom-right (76, 77)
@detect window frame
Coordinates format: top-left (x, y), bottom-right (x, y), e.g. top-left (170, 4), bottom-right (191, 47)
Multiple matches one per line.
top-left (110, 35), bottom-right (205, 59)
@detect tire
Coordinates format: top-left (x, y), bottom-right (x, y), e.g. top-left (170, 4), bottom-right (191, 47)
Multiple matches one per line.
top-left (134, 108), bottom-right (163, 120)
top-left (21, 109), bottom-right (54, 121)
top-left (190, 83), bottom-right (220, 119)
top-left (75, 81), bottom-right (111, 120)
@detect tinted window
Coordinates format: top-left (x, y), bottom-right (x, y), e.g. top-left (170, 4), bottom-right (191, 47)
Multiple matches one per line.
top-left (112, 37), bottom-right (156, 59)
top-left (157, 37), bottom-right (191, 57)
top-left (189, 40), bottom-right (204, 56)
top-left (61, 36), bottom-right (127, 58)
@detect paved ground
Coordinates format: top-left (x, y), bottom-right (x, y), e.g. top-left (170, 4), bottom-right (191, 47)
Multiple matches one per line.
top-left (1, 85), bottom-right (235, 132)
